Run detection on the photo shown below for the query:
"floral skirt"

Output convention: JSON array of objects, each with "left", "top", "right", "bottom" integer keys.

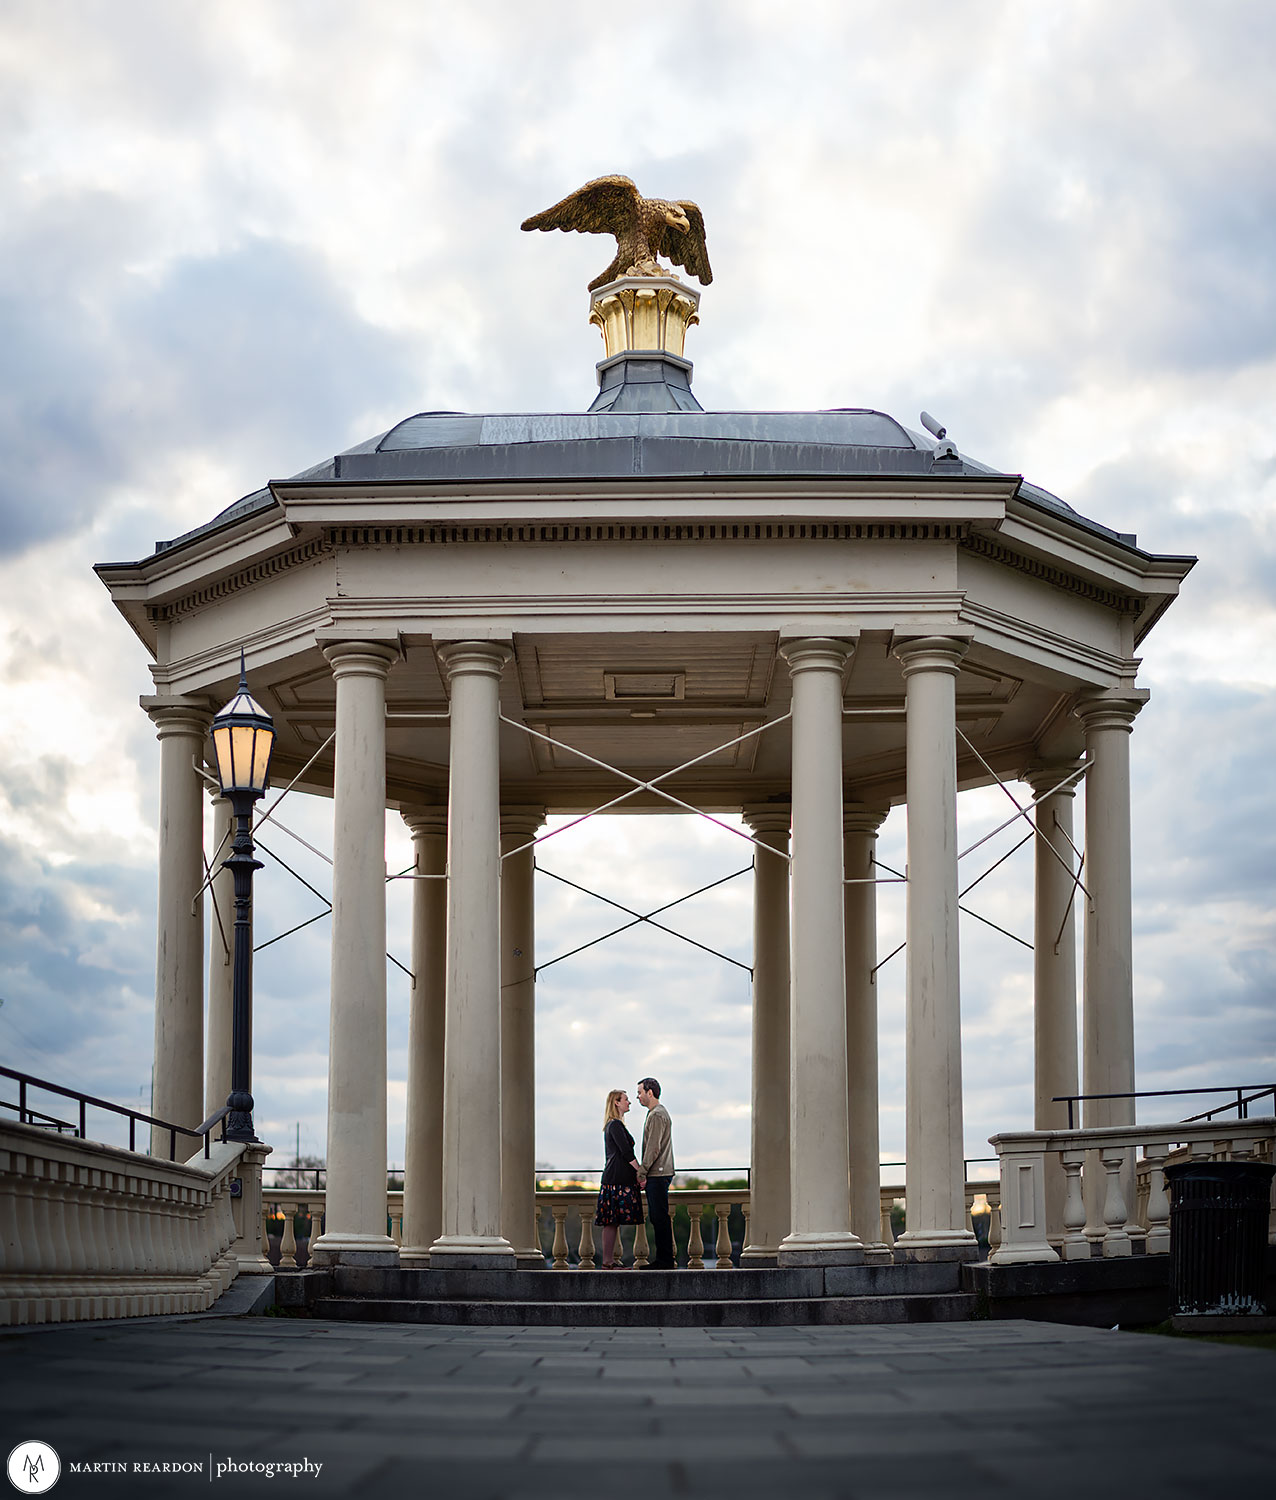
[{"left": 594, "top": 1183, "right": 644, "bottom": 1226}]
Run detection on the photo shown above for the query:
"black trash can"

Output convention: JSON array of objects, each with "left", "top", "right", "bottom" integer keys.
[{"left": 1165, "top": 1160, "right": 1275, "bottom": 1316}]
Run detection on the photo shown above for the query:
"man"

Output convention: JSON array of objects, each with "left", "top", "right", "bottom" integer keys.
[{"left": 636, "top": 1077, "right": 676, "bottom": 1269}]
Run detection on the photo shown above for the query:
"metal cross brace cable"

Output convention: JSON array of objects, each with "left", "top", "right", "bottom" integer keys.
[
  {"left": 954, "top": 730, "right": 1091, "bottom": 900},
  {"left": 497, "top": 713, "right": 794, "bottom": 864},
  {"left": 534, "top": 862, "right": 754, "bottom": 976},
  {"left": 251, "top": 838, "right": 413, "bottom": 979},
  {"left": 868, "top": 845, "right": 1034, "bottom": 975}
]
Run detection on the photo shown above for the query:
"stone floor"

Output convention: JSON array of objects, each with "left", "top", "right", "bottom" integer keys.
[{"left": 3, "top": 1313, "right": 1274, "bottom": 1498}]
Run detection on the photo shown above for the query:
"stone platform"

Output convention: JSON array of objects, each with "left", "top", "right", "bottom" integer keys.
[{"left": 274, "top": 1263, "right": 976, "bottom": 1326}]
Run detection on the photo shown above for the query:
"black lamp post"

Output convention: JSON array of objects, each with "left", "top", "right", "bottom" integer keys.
[{"left": 210, "top": 655, "right": 275, "bottom": 1144}]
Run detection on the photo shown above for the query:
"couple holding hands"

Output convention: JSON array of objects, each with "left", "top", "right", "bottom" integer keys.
[{"left": 596, "top": 1078, "right": 676, "bottom": 1269}]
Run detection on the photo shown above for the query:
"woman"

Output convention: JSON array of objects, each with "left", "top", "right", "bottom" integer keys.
[{"left": 594, "top": 1088, "right": 645, "bottom": 1268}]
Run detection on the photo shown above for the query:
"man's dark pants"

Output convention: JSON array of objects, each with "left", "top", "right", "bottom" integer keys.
[{"left": 644, "top": 1175, "right": 676, "bottom": 1267}]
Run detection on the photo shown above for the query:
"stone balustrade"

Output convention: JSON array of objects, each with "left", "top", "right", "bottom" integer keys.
[
  {"left": 0, "top": 1119, "right": 268, "bottom": 1325},
  {"left": 262, "top": 1179, "right": 1005, "bottom": 1267},
  {"left": 989, "top": 1117, "right": 1276, "bottom": 1265}
]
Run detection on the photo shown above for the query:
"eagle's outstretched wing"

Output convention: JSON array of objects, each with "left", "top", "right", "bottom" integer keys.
[
  {"left": 521, "top": 175, "right": 640, "bottom": 237},
  {"left": 664, "top": 201, "right": 712, "bottom": 285}
]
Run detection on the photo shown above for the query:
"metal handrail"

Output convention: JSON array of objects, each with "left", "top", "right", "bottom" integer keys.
[
  {"left": 1052, "top": 1084, "right": 1276, "bottom": 1130},
  {"left": 0, "top": 1065, "right": 224, "bottom": 1160}
]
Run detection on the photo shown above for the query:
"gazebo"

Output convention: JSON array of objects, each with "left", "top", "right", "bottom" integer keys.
[{"left": 96, "top": 272, "right": 1194, "bottom": 1273}]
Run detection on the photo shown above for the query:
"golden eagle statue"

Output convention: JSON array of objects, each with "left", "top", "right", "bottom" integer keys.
[{"left": 521, "top": 175, "right": 712, "bottom": 292}]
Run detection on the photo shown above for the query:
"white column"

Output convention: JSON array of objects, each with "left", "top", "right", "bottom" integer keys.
[
  {"left": 777, "top": 638, "right": 863, "bottom": 1266},
  {"left": 844, "top": 805, "right": 891, "bottom": 1260},
  {"left": 205, "top": 790, "right": 235, "bottom": 1123},
  {"left": 740, "top": 805, "right": 790, "bottom": 1264},
  {"left": 501, "top": 806, "right": 545, "bottom": 1268},
  {"left": 1077, "top": 692, "right": 1147, "bottom": 1228},
  {"left": 892, "top": 636, "right": 978, "bottom": 1260},
  {"left": 399, "top": 808, "right": 447, "bottom": 1268},
  {"left": 142, "top": 696, "right": 210, "bottom": 1158},
  {"left": 310, "top": 641, "right": 399, "bottom": 1266},
  {"left": 430, "top": 640, "right": 516, "bottom": 1268},
  {"left": 1023, "top": 764, "right": 1082, "bottom": 1242}
]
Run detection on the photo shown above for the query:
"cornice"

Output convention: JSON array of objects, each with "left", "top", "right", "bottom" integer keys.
[
  {"left": 960, "top": 532, "right": 1141, "bottom": 612},
  {"left": 146, "top": 537, "right": 331, "bottom": 623},
  {"left": 323, "top": 519, "right": 971, "bottom": 547}
]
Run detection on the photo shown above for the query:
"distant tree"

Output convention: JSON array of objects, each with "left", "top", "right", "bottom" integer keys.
[{"left": 268, "top": 1154, "right": 325, "bottom": 1189}]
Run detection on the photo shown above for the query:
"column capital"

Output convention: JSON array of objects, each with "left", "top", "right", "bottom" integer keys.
[
  {"left": 1074, "top": 689, "right": 1150, "bottom": 735},
  {"left": 779, "top": 637, "right": 855, "bottom": 676},
  {"left": 402, "top": 807, "right": 448, "bottom": 839},
  {"left": 500, "top": 805, "right": 546, "bottom": 840},
  {"left": 1021, "top": 762, "right": 1085, "bottom": 801},
  {"left": 140, "top": 696, "right": 212, "bottom": 739},
  {"left": 843, "top": 804, "right": 889, "bottom": 837},
  {"left": 437, "top": 640, "right": 513, "bottom": 682},
  {"left": 741, "top": 803, "right": 791, "bottom": 837},
  {"left": 322, "top": 640, "right": 399, "bottom": 680},
  {"left": 892, "top": 635, "right": 971, "bottom": 678}
]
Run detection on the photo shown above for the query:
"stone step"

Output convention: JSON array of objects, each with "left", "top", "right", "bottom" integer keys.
[
  {"left": 299, "top": 1261, "right": 964, "bottom": 1305},
  {"left": 308, "top": 1292, "right": 979, "bottom": 1327}
]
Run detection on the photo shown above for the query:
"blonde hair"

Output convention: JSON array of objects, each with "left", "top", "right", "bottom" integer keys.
[{"left": 603, "top": 1089, "right": 628, "bottom": 1125}]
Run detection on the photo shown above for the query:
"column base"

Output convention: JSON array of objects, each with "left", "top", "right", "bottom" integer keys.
[
  {"left": 309, "top": 1232, "right": 400, "bottom": 1268},
  {"left": 429, "top": 1234, "right": 517, "bottom": 1270},
  {"left": 398, "top": 1246, "right": 433, "bottom": 1269},
  {"left": 777, "top": 1231, "right": 864, "bottom": 1267},
  {"left": 894, "top": 1229, "right": 980, "bottom": 1263},
  {"left": 860, "top": 1242, "right": 894, "bottom": 1265},
  {"left": 739, "top": 1247, "right": 780, "bottom": 1267},
  {"left": 515, "top": 1246, "right": 546, "bottom": 1270},
  {"left": 234, "top": 1252, "right": 276, "bottom": 1275},
  {"left": 990, "top": 1244, "right": 1060, "bottom": 1266}
]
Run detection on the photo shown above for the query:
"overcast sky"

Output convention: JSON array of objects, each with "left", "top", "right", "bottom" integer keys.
[{"left": 1, "top": 1, "right": 1273, "bottom": 1183}]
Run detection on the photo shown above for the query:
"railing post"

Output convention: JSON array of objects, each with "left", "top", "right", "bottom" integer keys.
[
  {"left": 578, "top": 1208, "right": 596, "bottom": 1271},
  {"left": 988, "top": 1137, "right": 1058, "bottom": 1264},
  {"left": 1060, "top": 1151, "right": 1089, "bottom": 1260},
  {"left": 687, "top": 1204, "right": 705, "bottom": 1269},
  {"left": 879, "top": 1192, "right": 895, "bottom": 1251},
  {"left": 280, "top": 1209, "right": 298, "bottom": 1269},
  {"left": 1143, "top": 1145, "right": 1171, "bottom": 1255},
  {"left": 550, "top": 1205, "right": 569, "bottom": 1270},
  {"left": 714, "top": 1204, "right": 734, "bottom": 1269},
  {"left": 1100, "top": 1147, "right": 1132, "bottom": 1257}
]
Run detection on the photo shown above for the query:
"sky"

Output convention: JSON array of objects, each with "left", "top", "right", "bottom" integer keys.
[{"left": 0, "top": 0, "right": 1273, "bottom": 1186}]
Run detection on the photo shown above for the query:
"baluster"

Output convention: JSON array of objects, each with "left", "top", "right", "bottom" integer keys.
[
  {"left": 879, "top": 1194, "right": 895, "bottom": 1250},
  {"left": 578, "top": 1208, "right": 596, "bottom": 1271},
  {"left": 280, "top": 1208, "right": 298, "bottom": 1269},
  {"left": 1060, "top": 1152, "right": 1089, "bottom": 1260},
  {"left": 551, "top": 1205, "right": 570, "bottom": 1269},
  {"left": 390, "top": 1212, "right": 403, "bottom": 1246},
  {"left": 988, "top": 1191, "right": 1002, "bottom": 1254},
  {"left": 687, "top": 1202, "right": 705, "bottom": 1269},
  {"left": 261, "top": 1207, "right": 272, "bottom": 1260},
  {"left": 741, "top": 1201, "right": 752, "bottom": 1255},
  {"left": 1100, "top": 1148, "right": 1132, "bottom": 1257},
  {"left": 714, "top": 1204, "right": 734, "bottom": 1269},
  {"left": 1143, "top": 1145, "right": 1171, "bottom": 1255},
  {"left": 964, "top": 1184, "right": 975, "bottom": 1237},
  {"left": 634, "top": 1218, "right": 650, "bottom": 1268}
]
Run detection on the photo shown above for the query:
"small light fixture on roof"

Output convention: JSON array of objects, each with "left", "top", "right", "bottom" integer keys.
[{"left": 921, "top": 410, "right": 959, "bottom": 463}]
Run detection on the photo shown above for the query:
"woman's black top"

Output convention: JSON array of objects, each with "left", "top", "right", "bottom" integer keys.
[{"left": 600, "top": 1118, "right": 638, "bottom": 1187}]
